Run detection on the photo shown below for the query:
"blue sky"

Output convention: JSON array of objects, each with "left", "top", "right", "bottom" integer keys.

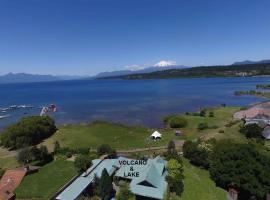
[{"left": 0, "top": 0, "right": 270, "bottom": 75}]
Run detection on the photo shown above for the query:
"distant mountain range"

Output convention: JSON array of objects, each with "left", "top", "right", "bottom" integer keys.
[
  {"left": 95, "top": 59, "right": 270, "bottom": 78},
  {"left": 232, "top": 59, "right": 270, "bottom": 65},
  {"left": 0, "top": 73, "right": 88, "bottom": 84},
  {"left": 1, "top": 59, "right": 270, "bottom": 83},
  {"left": 93, "top": 65, "right": 189, "bottom": 78},
  {"left": 104, "top": 63, "right": 270, "bottom": 80}
]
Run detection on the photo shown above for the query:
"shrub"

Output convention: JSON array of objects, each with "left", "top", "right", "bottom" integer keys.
[
  {"left": 117, "top": 182, "right": 134, "bottom": 200},
  {"left": 200, "top": 109, "right": 206, "bottom": 117},
  {"left": 211, "top": 125, "right": 219, "bottom": 129},
  {"left": 17, "top": 145, "right": 53, "bottom": 165},
  {"left": 97, "top": 144, "right": 116, "bottom": 158},
  {"left": 209, "top": 111, "right": 214, "bottom": 117},
  {"left": 218, "top": 129, "right": 225, "bottom": 133},
  {"left": 166, "top": 159, "right": 184, "bottom": 195},
  {"left": 239, "top": 123, "right": 263, "bottom": 139},
  {"left": 57, "top": 147, "right": 74, "bottom": 155},
  {"left": 75, "top": 148, "right": 90, "bottom": 155},
  {"left": 74, "top": 154, "right": 96, "bottom": 172},
  {"left": 0, "top": 116, "right": 57, "bottom": 149},
  {"left": 197, "top": 122, "right": 208, "bottom": 130},
  {"left": 66, "top": 152, "right": 72, "bottom": 158},
  {"left": 183, "top": 140, "right": 214, "bottom": 169},
  {"left": 167, "top": 116, "right": 188, "bottom": 128}
]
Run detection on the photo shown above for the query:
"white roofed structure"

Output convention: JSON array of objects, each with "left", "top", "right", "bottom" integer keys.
[
  {"left": 263, "top": 126, "right": 270, "bottom": 139},
  {"left": 151, "top": 131, "right": 162, "bottom": 139}
]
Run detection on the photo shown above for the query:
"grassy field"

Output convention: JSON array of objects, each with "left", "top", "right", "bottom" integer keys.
[
  {"left": 42, "top": 107, "right": 243, "bottom": 151},
  {"left": 181, "top": 159, "right": 226, "bottom": 200},
  {"left": 0, "top": 148, "right": 19, "bottom": 169},
  {"left": 42, "top": 121, "right": 181, "bottom": 151},
  {"left": 15, "top": 159, "right": 77, "bottom": 200},
  {"left": 177, "top": 106, "right": 243, "bottom": 140}
]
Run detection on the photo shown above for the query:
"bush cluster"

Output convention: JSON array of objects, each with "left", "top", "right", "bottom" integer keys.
[
  {"left": 17, "top": 145, "right": 53, "bottom": 165},
  {"left": 209, "top": 142, "right": 270, "bottom": 200},
  {"left": 164, "top": 115, "right": 188, "bottom": 128},
  {"left": 0, "top": 116, "right": 57, "bottom": 149},
  {"left": 183, "top": 140, "right": 215, "bottom": 169},
  {"left": 97, "top": 144, "right": 117, "bottom": 158}
]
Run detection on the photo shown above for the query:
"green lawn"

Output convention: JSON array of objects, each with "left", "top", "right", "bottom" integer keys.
[
  {"left": 0, "top": 148, "right": 19, "bottom": 169},
  {"left": 15, "top": 159, "right": 77, "bottom": 200},
  {"left": 181, "top": 159, "right": 226, "bottom": 200},
  {"left": 42, "top": 107, "right": 243, "bottom": 151},
  {"left": 164, "top": 106, "right": 244, "bottom": 141},
  {"left": 43, "top": 121, "right": 182, "bottom": 151}
]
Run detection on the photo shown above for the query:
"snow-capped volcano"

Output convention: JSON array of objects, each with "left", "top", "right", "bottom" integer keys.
[
  {"left": 94, "top": 60, "right": 189, "bottom": 78},
  {"left": 154, "top": 60, "right": 177, "bottom": 67}
]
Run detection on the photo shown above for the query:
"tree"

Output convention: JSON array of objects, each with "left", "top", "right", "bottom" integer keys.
[
  {"left": 183, "top": 140, "right": 212, "bottom": 169},
  {"left": 166, "top": 159, "right": 184, "bottom": 196},
  {"left": 17, "top": 147, "right": 32, "bottom": 165},
  {"left": 239, "top": 124, "right": 263, "bottom": 139},
  {"left": 209, "top": 142, "right": 270, "bottom": 200},
  {"left": 74, "top": 154, "right": 93, "bottom": 172},
  {"left": 38, "top": 145, "right": 53, "bottom": 164},
  {"left": 168, "top": 116, "right": 188, "bottom": 128},
  {"left": 197, "top": 122, "right": 208, "bottom": 130},
  {"left": 30, "top": 146, "right": 41, "bottom": 159},
  {"left": 98, "top": 169, "right": 113, "bottom": 200},
  {"left": 200, "top": 109, "right": 206, "bottom": 117},
  {"left": 167, "top": 140, "right": 176, "bottom": 154},
  {"left": 53, "top": 141, "right": 60, "bottom": 154},
  {"left": 97, "top": 144, "right": 116, "bottom": 158},
  {"left": 116, "top": 182, "right": 134, "bottom": 200},
  {"left": 0, "top": 116, "right": 57, "bottom": 149},
  {"left": 209, "top": 111, "right": 214, "bottom": 117}
]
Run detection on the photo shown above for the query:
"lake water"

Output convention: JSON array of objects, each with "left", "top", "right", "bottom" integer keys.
[{"left": 0, "top": 77, "right": 269, "bottom": 129}]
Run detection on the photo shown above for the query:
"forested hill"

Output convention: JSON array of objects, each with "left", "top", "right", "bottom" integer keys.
[{"left": 102, "top": 63, "right": 270, "bottom": 80}]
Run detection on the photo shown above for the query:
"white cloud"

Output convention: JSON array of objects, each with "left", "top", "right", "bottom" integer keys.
[
  {"left": 124, "top": 64, "right": 149, "bottom": 71},
  {"left": 154, "top": 60, "right": 177, "bottom": 67}
]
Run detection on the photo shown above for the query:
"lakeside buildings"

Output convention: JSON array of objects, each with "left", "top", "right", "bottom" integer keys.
[{"left": 54, "top": 156, "right": 167, "bottom": 200}]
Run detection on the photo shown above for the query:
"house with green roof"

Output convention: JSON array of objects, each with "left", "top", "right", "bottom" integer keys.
[
  {"left": 53, "top": 156, "right": 167, "bottom": 200},
  {"left": 115, "top": 156, "right": 167, "bottom": 199}
]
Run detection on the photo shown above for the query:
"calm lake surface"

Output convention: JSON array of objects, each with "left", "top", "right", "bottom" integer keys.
[{"left": 0, "top": 77, "right": 269, "bottom": 129}]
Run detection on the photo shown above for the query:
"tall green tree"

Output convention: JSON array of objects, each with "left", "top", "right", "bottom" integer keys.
[
  {"left": 166, "top": 159, "right": 184, "bottom": 196},
  {"left": 98, "top": 169, "right": 113, "bottom": 200},
  {"left": 74, "top": 154, "right": 93, "bottom": 172},
  {"left": 239, "top": 123, "right": 263, "bottom": 139},
  {"left": 0, "top": 116, "right": 56, "bottom": 149},
  {"left": 17, "top": 147, "right": 32, "bottom": 165},
  {"left": 167, "top": 140, "right": 176, "bottom": 154},
  {"left": 209, "top": 143, "right": 270, "bottom": 200},
  {"left": 53, "top": 141, "right": 61, "bottom": 154}
]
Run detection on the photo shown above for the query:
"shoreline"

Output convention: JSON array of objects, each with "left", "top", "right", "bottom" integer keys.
[{"left": 0, "top": 100, "right": 267, "bottom": 131}]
